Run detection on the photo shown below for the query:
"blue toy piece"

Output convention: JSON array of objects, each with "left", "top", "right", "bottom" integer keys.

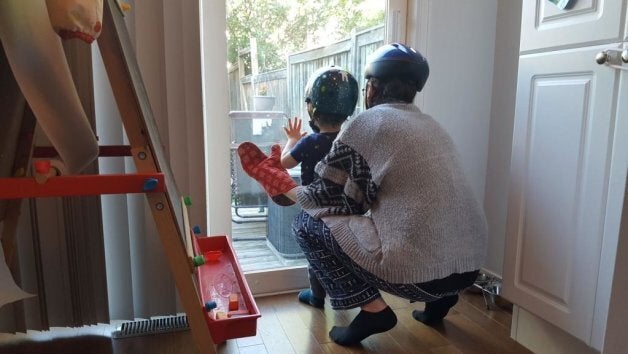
[
  {"left": 142, "top": 177, "right": 158, "bottom": 191},
  {"left": 204, "top": 301, "right": 217, "bottom": 312}
]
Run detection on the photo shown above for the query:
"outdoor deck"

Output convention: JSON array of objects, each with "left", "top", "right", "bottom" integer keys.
[{"left": 231, "top": 211, "right": 308, "bottom": 273}]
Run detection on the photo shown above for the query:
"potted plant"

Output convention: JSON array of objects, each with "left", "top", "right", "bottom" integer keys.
[
  {"left": 253, "top": 84, "right": 275, "bottom": 111},
  {"left": 257, "top": 84, "right": 268, "bottom": 96}
]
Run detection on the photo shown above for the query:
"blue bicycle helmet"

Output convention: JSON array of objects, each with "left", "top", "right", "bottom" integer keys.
[
  {"left": 304, "top": 66, "right": 359, "bottom": 117},
  {"left": 364, "top": 43, "right": 429, "bottom": 92}
]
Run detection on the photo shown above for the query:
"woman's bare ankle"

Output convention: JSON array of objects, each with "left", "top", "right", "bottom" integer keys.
[{"left": 361, "top": 298, "right": 388, "bottom": 313}]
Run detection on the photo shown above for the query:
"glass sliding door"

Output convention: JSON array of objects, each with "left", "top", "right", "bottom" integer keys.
[{"left": 218, "top": 0, "right": 396, "bottom": 294}]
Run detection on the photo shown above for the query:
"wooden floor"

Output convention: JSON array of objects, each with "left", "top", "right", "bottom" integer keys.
[{"left": 0, "top": 289, "right": 532, "bottom": 354}]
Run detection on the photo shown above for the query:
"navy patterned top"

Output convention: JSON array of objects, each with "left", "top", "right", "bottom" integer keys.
[{"left": 289, "top": 132, "right": 338, "bottom": 185}]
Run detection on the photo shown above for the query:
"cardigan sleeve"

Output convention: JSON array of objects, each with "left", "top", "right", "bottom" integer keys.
[{"left": 296, "top": 140, "right": 377, "bottom": 217}]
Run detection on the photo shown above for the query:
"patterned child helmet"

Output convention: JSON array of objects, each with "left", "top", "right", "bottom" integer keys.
[
  {"left": 364, "top": 43, "right": 429, "bottom": 92},
  {"left": 304, "top": 66, "right": 359, "bottom": 117}
]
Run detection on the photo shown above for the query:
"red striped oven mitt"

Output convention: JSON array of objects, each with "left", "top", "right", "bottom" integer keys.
[{"left": 237, "top": 142, "right": 297, "bottom": 206}]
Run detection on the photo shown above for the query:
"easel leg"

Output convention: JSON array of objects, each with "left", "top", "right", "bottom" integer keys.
[{"left": 97, "top": 1, "right": 215, "bottom": 353}]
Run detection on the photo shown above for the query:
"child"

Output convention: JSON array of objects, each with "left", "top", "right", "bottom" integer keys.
[{"left": 279, "top": 66, "right": 359, "bottom": 308}]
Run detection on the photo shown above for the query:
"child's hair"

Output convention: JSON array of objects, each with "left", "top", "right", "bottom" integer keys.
[{"left": 314, "top": 113, "right": 348, "bottom": 127}]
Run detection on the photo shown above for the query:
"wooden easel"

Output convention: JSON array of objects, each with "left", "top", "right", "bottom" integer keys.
[{"left": 96, "top": 1, "right": 216, "bottom": 352}]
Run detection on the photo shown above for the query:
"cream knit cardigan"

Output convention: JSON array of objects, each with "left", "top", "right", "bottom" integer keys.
[{"left": 296, "top": 103, "right": 488, "bottom": 284}]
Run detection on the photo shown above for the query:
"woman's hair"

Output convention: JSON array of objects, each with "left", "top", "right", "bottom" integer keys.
[{"left": 369, "top": 77, "right": 417, "bottom": 105}]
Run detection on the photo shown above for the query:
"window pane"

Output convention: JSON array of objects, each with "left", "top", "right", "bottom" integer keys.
[{"left": 227, "top": 0, "right": 385, "bottom": 273}]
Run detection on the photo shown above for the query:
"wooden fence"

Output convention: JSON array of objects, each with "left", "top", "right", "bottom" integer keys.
[
  {"left": 287, "top": 25, "right": 384, "bottom": 120},
  {"left": 228, "top": 24, "right": 385, "bottom": 120}
]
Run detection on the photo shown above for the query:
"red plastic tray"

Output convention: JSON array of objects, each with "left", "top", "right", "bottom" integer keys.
[{"left": 193, "top": 235, "right": 260, "bottom": 343}]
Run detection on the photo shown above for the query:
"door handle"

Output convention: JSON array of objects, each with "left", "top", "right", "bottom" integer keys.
[
  {"left": 595, "top": 51, "right": 609, "bottom": 64},
  {"left": 596, "top": 50, "right": 628, "bottom": 70}
]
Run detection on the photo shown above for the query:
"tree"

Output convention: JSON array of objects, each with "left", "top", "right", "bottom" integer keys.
[
  {"left": 227, "top": 0, "right": 384, "bottom": 74},
  {"left": 227, "top": 0, "right": 289, "bottom": 73}
]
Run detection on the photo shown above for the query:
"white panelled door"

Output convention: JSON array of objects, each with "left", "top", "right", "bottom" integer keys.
[
  {"left": 519, "top": 0, "right": 623, "bottom": 52},
  {"left": 503, "top": 0, "right": 627, "bottom": 350},
  {"left": 503, "top": 44, "right": 617, "bottom": 343}
]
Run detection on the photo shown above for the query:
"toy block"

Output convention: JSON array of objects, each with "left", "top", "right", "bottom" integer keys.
[{"left": 228, "top": 293, "right": 239, "bottom": 311}]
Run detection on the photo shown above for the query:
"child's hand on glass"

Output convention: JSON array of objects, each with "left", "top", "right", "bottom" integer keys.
[{"left": 283, "top": 116, "right": 307, "bottom": 141}]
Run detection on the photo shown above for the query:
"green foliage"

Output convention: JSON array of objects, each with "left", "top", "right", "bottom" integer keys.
[
  {"left": 227, "top": 0, "right": 384, "bottom": 74},
  {"left": 227, "top": 0, "right": 289, "bottom": 73}
]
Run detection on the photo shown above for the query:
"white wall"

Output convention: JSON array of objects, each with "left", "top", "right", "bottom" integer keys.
[
  {"left": 408, "top": 1, "right": 497, "bottom": 206},
  {"left": 407, "top": 0, "right": 507, "bottom": 275},
  {"left": 483, "top": 1, "right": 522, "bottom": 276}
]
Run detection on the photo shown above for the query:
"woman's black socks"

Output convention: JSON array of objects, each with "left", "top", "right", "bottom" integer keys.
[
  {"left": 329, "top": 306, "right": 397, "bottom": 346},
  {"left": 412, "top": 294, "right": 459, "bottom": 326}
]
